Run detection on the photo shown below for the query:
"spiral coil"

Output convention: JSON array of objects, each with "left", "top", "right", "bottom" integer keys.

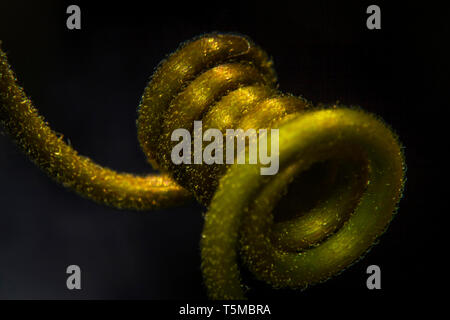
[{"left": 0, "top": 34, "right": 405, "bottom": 299}]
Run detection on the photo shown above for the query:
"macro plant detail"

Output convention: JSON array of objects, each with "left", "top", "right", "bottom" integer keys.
[{"left": 0, "top": 34, "right": 405, "bottom": 299}]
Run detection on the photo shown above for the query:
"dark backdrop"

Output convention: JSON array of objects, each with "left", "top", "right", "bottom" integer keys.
[{"left": 0, "top": 1, "right": 446, "bottom": 301}]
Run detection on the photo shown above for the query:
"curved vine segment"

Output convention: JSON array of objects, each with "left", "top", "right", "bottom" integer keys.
[
  {"left": 0, "top": 45, "right": 191, "bottom": 210},
  {"left": 0, "top": 34, "right": 405, "bottom": 299}
]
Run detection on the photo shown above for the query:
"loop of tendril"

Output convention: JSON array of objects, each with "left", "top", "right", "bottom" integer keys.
[{"left": 0, "top": 34, "right": 405, "bottom": 299}]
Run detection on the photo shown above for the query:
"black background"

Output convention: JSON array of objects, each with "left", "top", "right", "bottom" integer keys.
[{"left": 0, "top": 0, "right": 446, "bottom": 306}]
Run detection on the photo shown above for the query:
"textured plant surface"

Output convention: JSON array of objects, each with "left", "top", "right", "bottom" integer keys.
[{"left": 0, "top": 34, "right": 405, "bottom": 299}]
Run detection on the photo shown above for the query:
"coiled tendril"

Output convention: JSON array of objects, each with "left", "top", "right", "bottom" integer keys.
[{"left": 0, "top": 34, "right": 405, "bottom": 299}]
